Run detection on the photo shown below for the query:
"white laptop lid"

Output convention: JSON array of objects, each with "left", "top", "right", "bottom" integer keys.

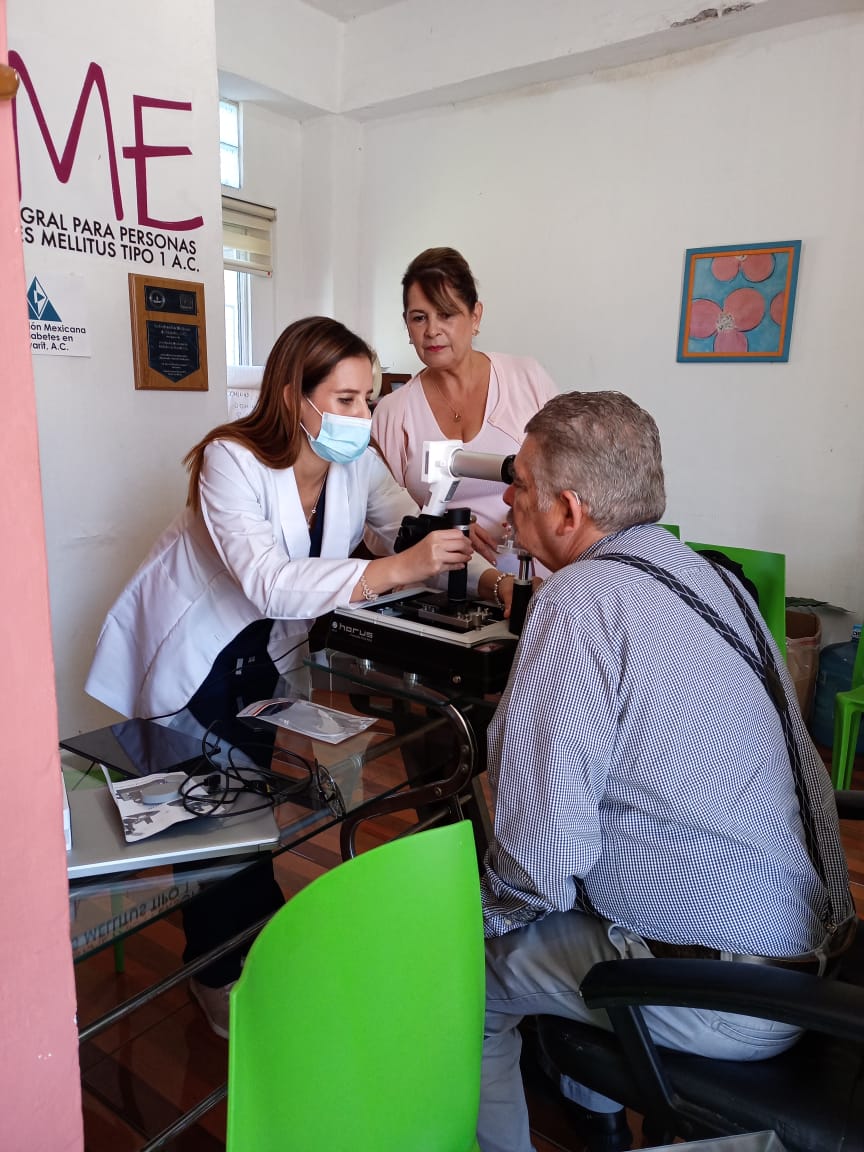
[{"left": 66, "top": 784, "right": 279, "bottom": 881}]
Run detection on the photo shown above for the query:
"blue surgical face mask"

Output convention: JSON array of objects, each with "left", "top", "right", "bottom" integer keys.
[{"left": 301, "top": 399, "right": 371, "bottom": 465}]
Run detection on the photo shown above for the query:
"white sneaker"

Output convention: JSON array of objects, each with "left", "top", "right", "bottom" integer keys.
[{"left": 189, "top": 977, "right": 235, "bottom": 1039}]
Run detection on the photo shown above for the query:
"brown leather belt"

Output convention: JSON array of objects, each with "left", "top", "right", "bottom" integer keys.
[{"left": 642, "top": 936, "right": 847, "bottom": 976}]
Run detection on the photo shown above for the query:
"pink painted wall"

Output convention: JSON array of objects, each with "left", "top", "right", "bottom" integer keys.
[{"left": 0, "top": 6, "right": 83, "bottom": 1149}]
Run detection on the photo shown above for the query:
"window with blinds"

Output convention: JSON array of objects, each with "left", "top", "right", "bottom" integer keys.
[{"left": 222, "top": 195, "right": 276, "bottom": 277}]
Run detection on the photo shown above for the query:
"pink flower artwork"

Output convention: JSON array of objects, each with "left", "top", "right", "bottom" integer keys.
[
  {"left": 769, "top": 292, "right": 785, "bottom": 326},
  {"left": 711, "top": 253, "right": 775, "bottom": 284},
  {"left": 688, "top": 288, "right": 766, "bottom": 354},
  {"left": 677, "top": 241, "right": 801, "bottom": 362}
]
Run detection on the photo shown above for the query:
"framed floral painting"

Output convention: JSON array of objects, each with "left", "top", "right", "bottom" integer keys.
[{"left": 676, "top": 240, "right": 801, "bottom": 362}]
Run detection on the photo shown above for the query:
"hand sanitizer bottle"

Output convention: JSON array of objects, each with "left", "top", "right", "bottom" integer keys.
[{"left": 495, "top": 523, "right": 521, "bottom": 575}]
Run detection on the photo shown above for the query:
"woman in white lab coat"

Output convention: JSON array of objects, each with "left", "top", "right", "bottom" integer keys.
[
  {"left": 87, "top": 317, "right": 473, "bottom": 720},
  {"left": 85, "top": 315, "right": 476, "bottom": 1036}
]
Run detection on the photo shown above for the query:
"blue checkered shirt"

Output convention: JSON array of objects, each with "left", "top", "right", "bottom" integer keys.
[{"left": 482, "top": 524, "right": 852, "bottom": 952}]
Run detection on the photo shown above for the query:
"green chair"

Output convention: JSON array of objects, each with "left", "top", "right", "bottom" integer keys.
[
  {"left": 659, "top": 523, "right": 681, "bottom": 539},
  {"left": 226, "top": 821, "right": 484, "bottom": 1152},
  {"left": 831, "top": 637, "right": 864, "bottom": 790},
  {"left": 686, "top": 541, "right": 787, "bottom": 659}
]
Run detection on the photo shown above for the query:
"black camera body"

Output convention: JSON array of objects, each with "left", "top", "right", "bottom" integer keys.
[
  {"left": 395, "top": 506, "right": 472, "bottom": 602},
  {"left": 392, "top": 449, "right": 518, "bottom": 608}
]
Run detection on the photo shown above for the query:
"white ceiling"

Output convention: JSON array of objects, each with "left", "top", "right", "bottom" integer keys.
[{"left": 301, "top": 0, "right": 403, "bottom": 20}]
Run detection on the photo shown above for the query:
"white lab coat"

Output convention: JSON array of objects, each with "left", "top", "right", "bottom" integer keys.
[{"left": 85, "top": 439, "right": 421, "bottom": 719}]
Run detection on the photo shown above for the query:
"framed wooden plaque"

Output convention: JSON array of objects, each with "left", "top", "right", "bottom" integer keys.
[{"left": 128, "top": 273, "right": 208, "bottom": 391}]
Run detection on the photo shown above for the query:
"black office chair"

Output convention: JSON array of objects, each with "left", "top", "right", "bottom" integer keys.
[{"left": 536, "top": 790, "right": 864, "bottom": 1151}]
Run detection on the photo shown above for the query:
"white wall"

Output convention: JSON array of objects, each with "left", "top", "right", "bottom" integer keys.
[
  {"left": 215, "top": 0, "right": 340, "bottom": 115},
  {"left": 341, "top": 0, "right": 859, "bottom": 117},
  {"left": 297, "top": 114, "right": 367, "bottom": 328},
  {"left": 233, "top": 101, "right": 303, "bottom": 357},
  {"left": 10, "top": 0, "right": 228, "bottom": 734},
  {"left": 356, "top": 14, "right": 864, "bottom": 616},
  {"left": 228, "top": 105, "right": 371, "bottom": 355}
]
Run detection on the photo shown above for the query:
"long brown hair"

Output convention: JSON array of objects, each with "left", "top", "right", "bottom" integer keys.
[{"left": 184, "top": 316, "right": 373, "bottom": 510}]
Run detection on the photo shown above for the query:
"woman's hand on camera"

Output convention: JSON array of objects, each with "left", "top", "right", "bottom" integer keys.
[
  {"left": 402, "top": 528, "right": 473, "bottom": 581},
  {"left": 355, "top": 529, "right": 473, "bottom": 600}
]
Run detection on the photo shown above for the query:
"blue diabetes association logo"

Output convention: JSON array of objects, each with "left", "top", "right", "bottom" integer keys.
[{"left": 27, "top": 276, "right": 61, "bottom": 322}]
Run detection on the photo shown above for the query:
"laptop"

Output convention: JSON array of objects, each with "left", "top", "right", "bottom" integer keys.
[
  {"left": 60, "top": 718, "right": 209, "bottom": 779},
  {"left": 66, "top": 780, "right": 280, "bottom": 880}
]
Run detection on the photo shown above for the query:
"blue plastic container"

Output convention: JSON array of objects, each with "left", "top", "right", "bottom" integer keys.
[{"left": 809, "top": 639, "right": 864, "bottom": 754}]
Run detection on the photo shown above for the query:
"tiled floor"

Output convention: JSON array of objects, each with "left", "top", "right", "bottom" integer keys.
[{"left": 73, "top": 760, "right": 864, "bottom": 1151}]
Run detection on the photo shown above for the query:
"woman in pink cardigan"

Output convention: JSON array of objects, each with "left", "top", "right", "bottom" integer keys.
[{"left": 371, "top": 247, "right": 558, "bottom": 585}]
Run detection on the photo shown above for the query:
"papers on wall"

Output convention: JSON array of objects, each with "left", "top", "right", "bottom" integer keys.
[{"left": 227, "top": 365, "right": 264, "bottom": 420}]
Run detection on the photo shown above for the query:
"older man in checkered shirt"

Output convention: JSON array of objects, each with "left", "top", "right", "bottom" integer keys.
[{"left": 478, "top": 391, "right": 853, "bottom": 1152}]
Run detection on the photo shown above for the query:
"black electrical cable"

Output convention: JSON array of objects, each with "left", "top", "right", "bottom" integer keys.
[{"left": 176, "top": 717, "right": 317, "bottom": 819}]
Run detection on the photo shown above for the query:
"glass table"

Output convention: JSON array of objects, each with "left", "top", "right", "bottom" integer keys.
[{"left": 68, "top": 650, "right": 497, "bottom": 1149}]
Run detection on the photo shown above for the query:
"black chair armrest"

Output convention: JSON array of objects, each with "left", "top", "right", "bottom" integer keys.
[
  {"left": 836, "top": 790, "right": 864, "bottom": 820},
  {"left": 339, "top": 785, "right": 468, "bottom": 859},
  {"left": 580, "top": 958, "right": 864, "bottom": 1041}
]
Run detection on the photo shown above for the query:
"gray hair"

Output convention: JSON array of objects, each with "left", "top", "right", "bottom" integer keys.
[{"left": 524, "top": 391, "right": 666, "bottom": 532}]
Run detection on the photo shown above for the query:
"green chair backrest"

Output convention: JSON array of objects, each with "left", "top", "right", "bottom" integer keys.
[
  {"left": 659, "top": 523, "right": 681, "bottom": 539},
  {"left": 686, "top": 542, "right": 787, "bottom": 659},
  {"left": 226, "top": 821, "right": 484, "bottom": 1152}
]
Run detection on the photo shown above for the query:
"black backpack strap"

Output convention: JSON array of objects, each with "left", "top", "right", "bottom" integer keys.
[
  {"left": 600, "top": 554, "right": 786, "bottom": 711},
  {"left": 599, "top": 551, "right": 850, "bottom": 931}
]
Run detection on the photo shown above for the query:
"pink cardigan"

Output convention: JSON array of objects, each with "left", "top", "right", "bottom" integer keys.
[{"left": 371, "top": 352, "right": 558, "bottom": 537}]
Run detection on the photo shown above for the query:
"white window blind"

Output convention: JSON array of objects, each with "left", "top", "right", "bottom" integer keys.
[{"left": 222, "top": 195, "right": 276, "bottom": 277}]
